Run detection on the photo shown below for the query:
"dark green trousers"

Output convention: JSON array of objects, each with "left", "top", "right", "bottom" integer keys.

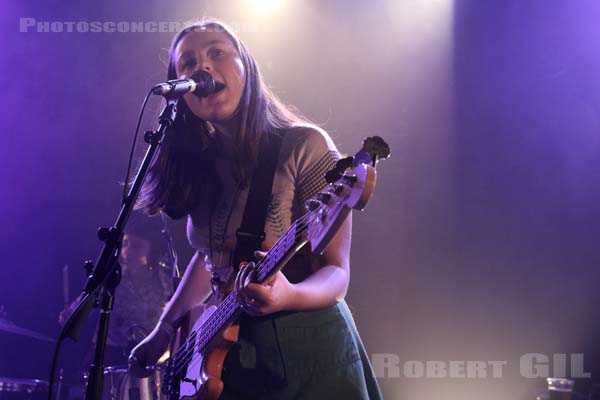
[{"left": 220, "top": 301, "right": 382, "bottom": 400}]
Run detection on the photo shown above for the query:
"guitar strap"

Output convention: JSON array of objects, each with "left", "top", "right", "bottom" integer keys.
[{"left": 232, "top": 132, "right": 283, "bottom": 271}]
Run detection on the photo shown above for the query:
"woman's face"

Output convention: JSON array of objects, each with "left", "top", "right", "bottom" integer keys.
[{"left": 173, "top": 30, "right": 245, "bottom": 122}]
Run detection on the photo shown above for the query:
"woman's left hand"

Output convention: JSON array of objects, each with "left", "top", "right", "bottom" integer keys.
[{"left": 234, "top": 261, "right": 296, "bottom": 316}]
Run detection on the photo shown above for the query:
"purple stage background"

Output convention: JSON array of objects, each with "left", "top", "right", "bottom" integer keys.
[{"left": 1, "top": 1, "right": 599, "bottom": 399}]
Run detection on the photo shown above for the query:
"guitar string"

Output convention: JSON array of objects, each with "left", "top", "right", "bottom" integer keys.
[
  {"left": 165, "top": 161, "right": 370, "bottom": 382},
  {"left": 170, "top": 197, "right": 347, "bottom": 378},
  {"left": 168, "top": 185, "right": 349, "bottom": 379},
  {"left": 169, "top": 218, "right": 323, "bottom": 379},
  {"left": 167, "top": 168, "right": 358, "bottom": 372},
  {"left": 168, "top": 211, "right": 319, "bottom": 377},
  {"left": 168, "top": 214, "right": 319, "bottom": 378},
  {"left": 170, "top": 198, "right": 347, "bottom": 379},
  {"left": 169, "top": 198, "right": 344, "bottom": 380},
  {"left": 167, "top": 207, "right": 320, "bottom": 377}
]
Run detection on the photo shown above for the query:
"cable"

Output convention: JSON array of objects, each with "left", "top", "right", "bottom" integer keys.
[
  {"left": 48, "top": 88, "right": 156, "bottom": 400},
  {"left": 47, "top": 337, "right": 63, "bottom": 400},
  {"left": 123, "top": 89, "right": 154, "bottom": 203}
]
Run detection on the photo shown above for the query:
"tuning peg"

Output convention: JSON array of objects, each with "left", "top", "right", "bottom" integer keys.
[
  {"left": 336, "top": 157, "right": 354, "bottom": 170},
  {"left": 305, "top": 199, "right": 321, "bottom": 211},
  {"left": 342, "top": 174, "right": 357, "bottom": 186},
  {"left": 363, "top": 136, "right": 391, "bottom": 164},
  {"left": 332, "top": 184, "right": 345, "bottom": 195},
  {"left": 316, "top": 192, "right": 332, "bottom": 204},
  {"left": 325, "top": 169, "right": 341, "bottom": 184},
  {"left": 325, "top": 156, "right": 355, "bottom": 183}
]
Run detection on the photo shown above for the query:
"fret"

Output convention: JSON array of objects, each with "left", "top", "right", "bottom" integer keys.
[{"left": 192, "top": 216, "right": 305, "bottom": 354}]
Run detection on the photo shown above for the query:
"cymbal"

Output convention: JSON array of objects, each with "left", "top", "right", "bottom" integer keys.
[
  {"left": 0, "top": 377, "right": 49, "bottom": 393},
  {"left": 0, "top": 318, "right": 54, "bottom": 343}
]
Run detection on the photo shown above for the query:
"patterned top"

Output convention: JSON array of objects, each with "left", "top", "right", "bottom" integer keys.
[{"left": 187, "top": 126, "right": 340, "bottom": 282}]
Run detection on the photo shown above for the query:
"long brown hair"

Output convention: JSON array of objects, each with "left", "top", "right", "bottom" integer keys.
[{"left": 138, "top": 18, "right": 308, "bottom": 219}]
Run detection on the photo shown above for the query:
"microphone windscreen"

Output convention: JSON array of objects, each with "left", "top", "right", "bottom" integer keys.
[{"left": 190, "top": 70, "right": 216, "bottom": 97}]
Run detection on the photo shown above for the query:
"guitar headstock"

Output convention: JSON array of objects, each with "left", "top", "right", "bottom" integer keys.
[{"left": 305, "top": 136, "right": 390, "bottom": 254}]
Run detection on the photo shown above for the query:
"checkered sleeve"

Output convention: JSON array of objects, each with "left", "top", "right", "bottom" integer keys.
[{"left": 295, "top": 128, "right": 341, "bottom": 207}]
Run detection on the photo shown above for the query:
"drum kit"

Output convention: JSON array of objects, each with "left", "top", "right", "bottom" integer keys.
[
  {"left": 86, "top": 366, "right": 162, "bottom": 400},
  {"left": 0, "top": 317, "right": 161, "bottom": 400},
  {"left": 1, "top": 220, "right": 179, "bottom": 400}
]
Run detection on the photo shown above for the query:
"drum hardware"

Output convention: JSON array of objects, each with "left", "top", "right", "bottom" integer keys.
[
  {"left": 83, "top": 365, "right": 162, "bottom": 400},
  {"left": 0, "top": 317, "right": 54, "bottom": 343},
  {"left": 0, "top": 377, "right": 49, "bottom": 394}
]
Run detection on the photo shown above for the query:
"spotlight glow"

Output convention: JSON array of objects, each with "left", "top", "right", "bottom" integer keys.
[{"left": 245, "top": 0, "right": 286, "bottom": 17}]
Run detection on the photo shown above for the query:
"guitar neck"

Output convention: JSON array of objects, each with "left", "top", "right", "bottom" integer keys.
[
  {"left": 165, "top": 136, "right": 389, "bottom": 399},
  {"left": 186, "top": 212, "right": 314, "bottom": 355}
]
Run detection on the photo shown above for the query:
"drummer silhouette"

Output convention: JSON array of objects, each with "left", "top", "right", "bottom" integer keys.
[{"left": 59, "top": 232, "right": 172, "bottom": 367}]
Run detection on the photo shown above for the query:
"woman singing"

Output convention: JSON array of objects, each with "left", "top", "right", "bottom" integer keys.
[{"left": 129, "top": 19, "right": 382, "bottom": 400}]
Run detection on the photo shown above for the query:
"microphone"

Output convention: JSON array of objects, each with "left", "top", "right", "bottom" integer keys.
[{"left": 152, "top": 70, "right": 221, "bottom": 98}]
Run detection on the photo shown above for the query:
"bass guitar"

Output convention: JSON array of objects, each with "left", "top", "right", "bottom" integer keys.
[{"left": 162, "top": 136, "right": 390, "bottom": 400}]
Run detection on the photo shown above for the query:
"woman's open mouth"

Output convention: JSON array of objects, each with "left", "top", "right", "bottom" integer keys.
[
  {"left": 201, "top": 82, "right": 226, "bottom": 103},
  {"left": 213, "top": 82, "right": 226, "bottom": 93}
]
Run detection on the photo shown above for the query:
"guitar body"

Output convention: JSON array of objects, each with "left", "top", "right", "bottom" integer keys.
[{"left": 172, "top": 301, "right": 239, "bottom": 400}]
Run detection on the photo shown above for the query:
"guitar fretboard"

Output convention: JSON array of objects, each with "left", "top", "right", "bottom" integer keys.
[
  {"left": 173, "top": 211, "right": 313, "bottom": 371},
  {"left": 161, "top": 136, "right": 388, "bottom": 395}
]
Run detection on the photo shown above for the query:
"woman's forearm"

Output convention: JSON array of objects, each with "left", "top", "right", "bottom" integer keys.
[
  {"left": 288, "top": 264, "right": 349, "bottom": 310},
  {"left": 287, "top": 214, "right": 352, "bottom": 311},
  {"left": 158, "top": 250, "right": 211, "bottom": 327}
]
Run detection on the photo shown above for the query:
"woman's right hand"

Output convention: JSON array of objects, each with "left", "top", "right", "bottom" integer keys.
[{"left": 128, "top": 324, "right": 171, "bottom": 378}]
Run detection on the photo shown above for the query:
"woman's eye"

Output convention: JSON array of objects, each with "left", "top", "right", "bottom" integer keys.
[
  {"left": 208, "top": 48, "right": 225, "bottom": 58},
  {"left": 181, "top": 59, "right": 197, "bottom": 70}
]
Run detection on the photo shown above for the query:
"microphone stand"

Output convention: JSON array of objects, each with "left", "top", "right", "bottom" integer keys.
[
  {"left": 160, "top": 212, "right": 183, "bottom": 361},
  {"left": 57, "top": 100, "right": 177, "bottom": 400},
  {"left": 160, "top": 212, "right": 182, "bottom": 293}
]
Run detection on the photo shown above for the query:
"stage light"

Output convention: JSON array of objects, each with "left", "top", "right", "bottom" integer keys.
[{"left": 244, "top": 0, "right": 286, "bottom": 17}]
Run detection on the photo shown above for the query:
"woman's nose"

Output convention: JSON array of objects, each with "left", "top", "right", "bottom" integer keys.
[{"left": 199, "top": 58, "right": 212, "bottom": 72}]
